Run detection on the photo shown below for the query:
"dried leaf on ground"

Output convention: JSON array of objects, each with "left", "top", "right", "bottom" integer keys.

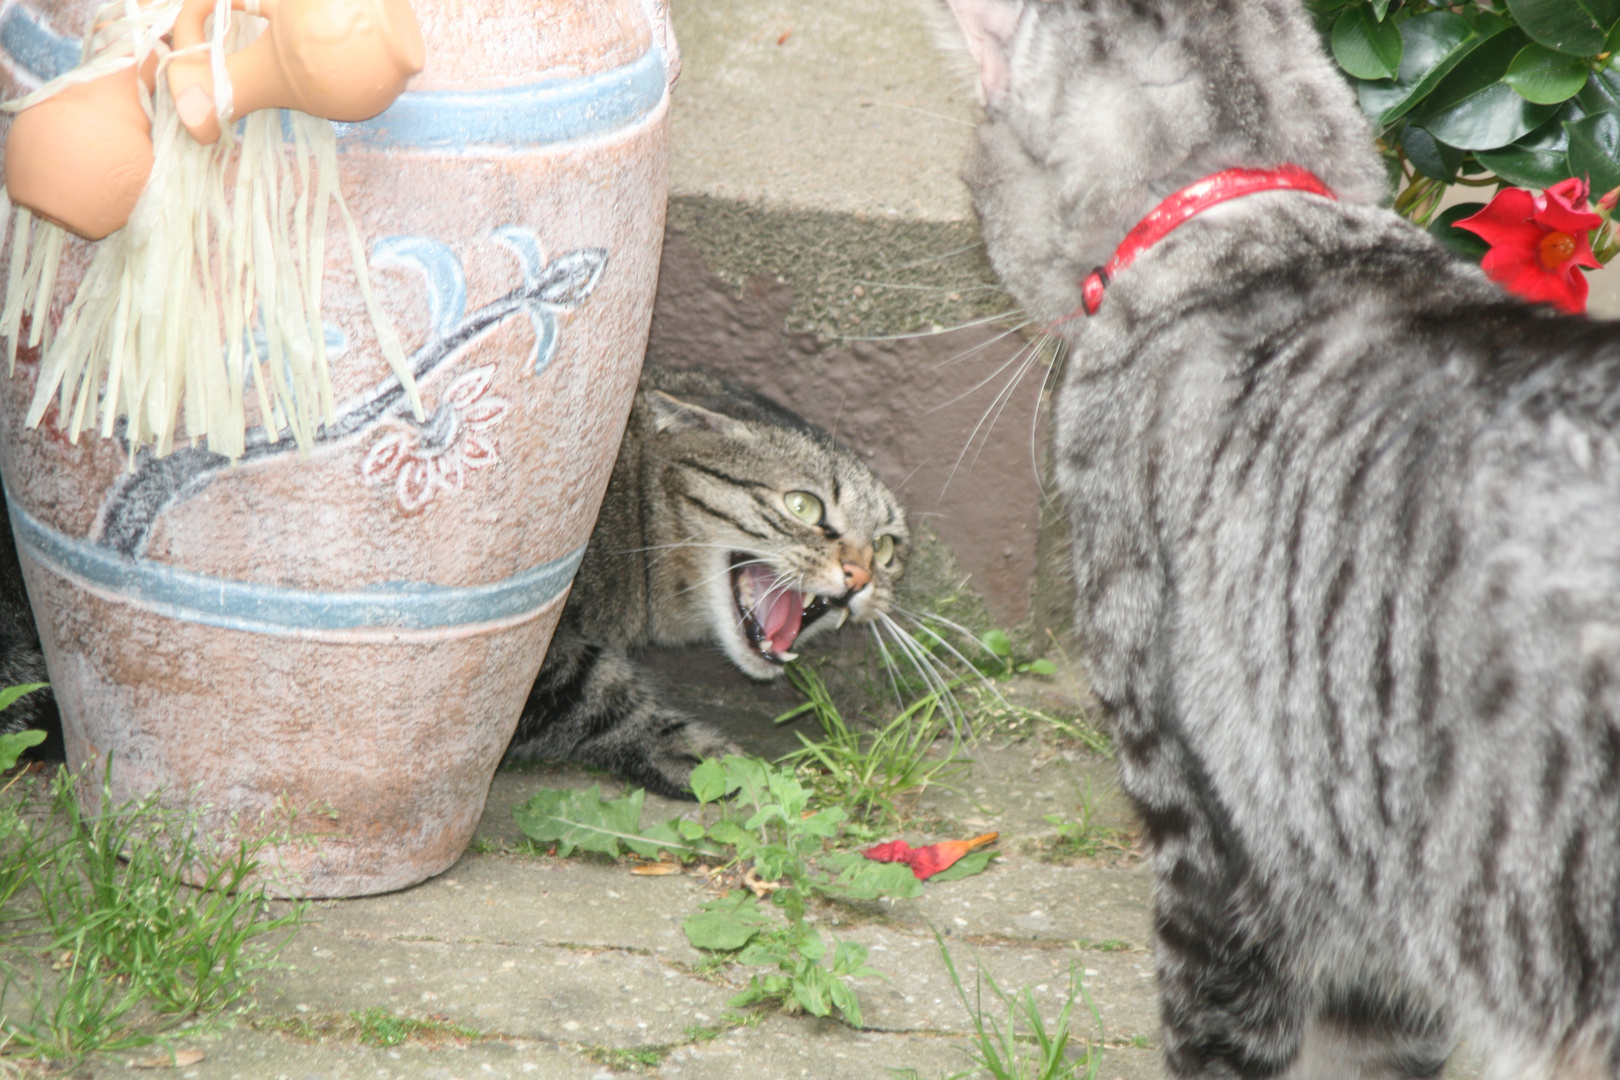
[
  {"left": 130, "top": 1049, "right": 205, "bottom": 1069},
  {"left": 863, "top": 832, "right": 999, "bottom": 880}
]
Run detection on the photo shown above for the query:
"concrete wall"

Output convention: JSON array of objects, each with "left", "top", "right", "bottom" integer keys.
[{"left": 647, "top": 0, "right": 1060, "bottom": 631}]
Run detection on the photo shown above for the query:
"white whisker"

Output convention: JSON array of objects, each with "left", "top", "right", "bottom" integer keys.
[
  {"left": 932, "top": 320, "right": 1034, "bottom": 371},
  {"left": 942, "top": 336, "right": 1043, "bottom": 491},
  {"left": 927, "top": 332, "right": 1038, "bottom": 414},
  {"left": 852, "top": 280, "right": 1002, "bottom": 293},
  {"left": 967, "top": 346, "right": 1043, "bottom": 475},
  {"left": 1030, "top": 334, "right": 1066, "bottom": 494},
  {"left": 843, "top": 311, "right": 1025, "bottom": 342},
  {"left": 872, "top": 101, "right": 977, "bottom": 128},
  {"left": 888, "top": 242, "right": 984, "bottom": 270},
  {"left": 869, "top": 622, "right": 908, "bottom": 713}
]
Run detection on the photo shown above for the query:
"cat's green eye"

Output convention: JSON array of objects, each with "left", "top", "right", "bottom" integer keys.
[
  {"left": 874, "top": 534, "right": 896, "bottom": 567},
  {"left": 784, "top": 491, "right": 823, "bottom": 525}
]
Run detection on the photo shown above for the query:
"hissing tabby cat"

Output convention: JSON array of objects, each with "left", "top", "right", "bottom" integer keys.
[
  {"left": 0, "top": 367, "right": 908, "bottom": 797},
  {"left": 505, "top": 365, "right": 908, "bottom": 797},
  {"left": 942, "top": 1, "right": 1620, "bottom": 1077}
]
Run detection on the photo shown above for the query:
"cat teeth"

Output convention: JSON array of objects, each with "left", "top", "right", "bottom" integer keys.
[
  {"left": 777, "top": 650, "right": 798, "bottom": 662},
  {"left": 828, "top": 607, "right": 848, "bottom": 629}
]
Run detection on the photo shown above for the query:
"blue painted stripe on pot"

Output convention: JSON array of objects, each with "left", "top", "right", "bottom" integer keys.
[
  {"left": 332, "top": 45, "right": 667, "bottom": 151},
  {"left": 0, "top": 5, "right": 666, "bottom": 151},
  {"left": 9, "top": 498, "right": 583, "bottom": 635},
  {"left": 0, "top": 4, "right": 80, "bottom": 83}
]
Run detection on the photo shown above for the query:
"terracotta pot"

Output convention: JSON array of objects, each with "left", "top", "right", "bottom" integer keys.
[
  {"left": 0, "top": 0, "right": 677, "bottom": 896},
  {"left": 3, "top": 57, "right": 155, "bottom": 240},
  {"left": 168, "top": 0, "right": 426, "bottom": 145}
]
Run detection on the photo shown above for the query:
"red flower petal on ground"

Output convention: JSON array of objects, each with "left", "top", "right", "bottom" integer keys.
[
  {"left": 862, "top": 833, "right": 999, "bottom": 881},
  {"left": 1455, "top": 177, "right": 1601, "bottom": 315}
]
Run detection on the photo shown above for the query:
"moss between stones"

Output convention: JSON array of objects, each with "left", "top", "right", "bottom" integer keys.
[{"left": 666, "top": 195, "right": 1018, "bottom": 342}]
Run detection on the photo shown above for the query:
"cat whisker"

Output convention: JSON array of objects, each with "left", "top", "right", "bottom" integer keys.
[
  {"left": 852, "top": 280, "right": 1003, "bottom": 293},
  {"left": 868, "top": 623, "right": 908, "bottom": 713},
  {"left": 887, "top": 242, "right": 985, "bottom": 270},
  {"left": 964, "top": 343, "right": 1045, "bottom": 476},
  {"left": 931, "top": 319, "right": 1035, "bottom": 371},
  {"left": 1030, "top": 334, "right": 1066, "bottom": 493},
  {"left": 893, "top": 609, "right": 1007, "bottom": 704},
  {"left": 871, "top": 101, "right": 977, "bottom": 128},
  {"left": 941, "top": 335, "right": 1045, "bottom": 490},
  {"left": 876, "top": 612, "right": 969, "bottom": 738},
  {"left": 926, "top": 329, "right": 1040, "bottom": 414},
  {"left": 672, "top": 557, "right": 773, "bottom": 601},
  {"left": 842, "top": 311, "right": 1025, "bottom": 343}
]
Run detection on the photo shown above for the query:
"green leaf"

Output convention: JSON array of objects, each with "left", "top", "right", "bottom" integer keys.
[
  {"left": 791, "top": 966, "right": 832, "bottom": 1018},
  {"left": 706, "top": 819, "right": 748, "bottom": 847},
  {"left": 675, "top": 818, "right": 706, "bottom": 841},
  {"left": 1400, "top": 125, "right": 1465, "bottom": 182},
  {"left": 830, "top": 940, "right": 870, "bottom": 977},
  {"left": 682, "top": 891, "right": 772, "bottom": 952},
  {"left": 689, "top": 759, "right": 732, "bottom": 805},
  {"left": 820, "top": 853, "right": 926, "bottom": 900},
  {"left": 1427, "top": 203, "right": 1491, "bottom": 262},
  {"left": 1358, "top": 13, "right": 1490, "bottom": 130},
  {"left": 1578, "top": 66, "right": 1620, "bottom": 113},
  {"left": 1423, "top": 82, "right": 1558, "bottom": 149},
  {"left": 827, "top": 977, "right": 862, "bottom": 1028},
  {"left": 0, "top": 729, "right": 46, "bottom": 773},
  {"left": 1333, "top": 5, "right": 1403, "bottom": 80},
  {"left": 981, "top": 629, "right": 1013, "bottom": 658},
  {"left": 629, "top": 820, "right": 689, "bottom": 859},
  {"left": 1503, "top": 0, "right": 1620, "bottom": 57},
  {"left": 1022, "top": 659, "right": 1058, "bottom": 676},
  {"left": 1414, "top": 31, "right": 1557, "bottom": 150},
  {"left": 1567, "top": 110, "right": 1620, "bottom": 194},
  {"left": 1476, "top": 108, "right": 1578, "bottom": 187},
  {"left": 794, "top": 924, "right": 827, "bottom": 963},
  {"left": 1504, "top": 43, "right": 1590, "bottom": 104},
  {"left": 736, "top": 938, "right": 790, "bottom": 967},
  {"left": 1369, "top": 0, "right": 1389, "bottom": 19},
  {"left": 512, "top": 785, "right": 690, "bottom": 859},
  {"left": 926, "top": 849, "right": 998, "bottom": 883},
  {"left": 0, "top": 682, "right": 47, "bottom": 716}
]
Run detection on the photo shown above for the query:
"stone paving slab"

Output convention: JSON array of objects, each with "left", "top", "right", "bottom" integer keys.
[
  {"left": 258, "top": 929, "right": 732, "bottom": 1048},
  {"left": 837, "top": 925, "right": 1158, "bottom": 1043},
  {"left": 306, "top": 849, "right": 709, "bottom": 965},
  {"left": 90, "top": 1028, "right": 597, "bottom": 1080},
  {"left": 897, "top": 859, "right": 1154, "bottom": 949},
  {"left": 656, "top": 1017, "right": 1161, "bottom": 1080}
]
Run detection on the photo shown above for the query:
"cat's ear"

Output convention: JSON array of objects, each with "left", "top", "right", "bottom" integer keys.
[
  {"left": 647, "top": 390, "right": 753, "bottom": 439},
  {"left": 941, "top": 0, "right": 1022, "bottom": 104}
]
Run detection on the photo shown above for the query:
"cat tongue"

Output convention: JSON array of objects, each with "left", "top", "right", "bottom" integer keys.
[{"left": 745, "top": 564, "right": 804, "bottom": 653}]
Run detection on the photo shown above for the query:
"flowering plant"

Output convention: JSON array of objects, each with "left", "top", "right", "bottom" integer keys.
[{"left": 1310, "top": 0, "right": 1620, "bottom": 312}]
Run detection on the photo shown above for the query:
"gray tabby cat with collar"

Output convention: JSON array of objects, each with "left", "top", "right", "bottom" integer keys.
[
  {"left": 505, "top": 365, "right": 908, "bottom": 798},
  {"left": 941, "top": 1, "right": 1620, "bottom": 1077}
]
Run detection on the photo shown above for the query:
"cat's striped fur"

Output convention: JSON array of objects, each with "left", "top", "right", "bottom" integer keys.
[
  {"left": 943, "top": 1, "right": 1620, "bottom": 1077},
  {"left": 505, "top": 365, "right": 908, "bottom": 797}
]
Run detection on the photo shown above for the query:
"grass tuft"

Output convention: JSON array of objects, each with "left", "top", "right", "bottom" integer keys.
[
  {"left": 0, "top": 758, "right": 305, "bottom": 1065},
  {"left": 932, "top": 931, "right": 1104, "bottom": 1080}
]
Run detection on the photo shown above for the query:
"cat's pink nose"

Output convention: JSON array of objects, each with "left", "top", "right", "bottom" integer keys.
[{"left": 843, "top": 562, "right": 871, "bottom": 592}]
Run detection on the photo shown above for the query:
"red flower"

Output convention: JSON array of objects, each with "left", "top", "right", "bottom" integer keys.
[
  {"left": 1455, "top": 177, "right": 1601, "bottom": 315},
  {"left": 862, "top": 832, "right": 998, "bottom": 880}
]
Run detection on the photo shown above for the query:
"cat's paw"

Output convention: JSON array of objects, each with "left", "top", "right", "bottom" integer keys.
[{"left": 635, "top": 719, "right": 743, "bottom": 800}]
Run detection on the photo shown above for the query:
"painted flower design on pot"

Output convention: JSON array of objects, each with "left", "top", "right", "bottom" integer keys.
[{"left": 362, "top": 366, "right": 508, "bottom": 513}]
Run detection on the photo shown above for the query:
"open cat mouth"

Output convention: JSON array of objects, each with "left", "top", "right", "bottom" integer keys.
[{"left": 730, "top": 554, "right": 842, "bottom": 664}]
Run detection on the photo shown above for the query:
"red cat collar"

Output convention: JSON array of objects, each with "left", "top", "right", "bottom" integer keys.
[{"left": 1078, "top": 165, "right": 1337, "bottom": 317}]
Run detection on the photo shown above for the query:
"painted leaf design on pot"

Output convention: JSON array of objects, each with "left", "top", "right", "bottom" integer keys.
[{"left": 361, "top": 365, "right": 510, "bottom": 513}]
